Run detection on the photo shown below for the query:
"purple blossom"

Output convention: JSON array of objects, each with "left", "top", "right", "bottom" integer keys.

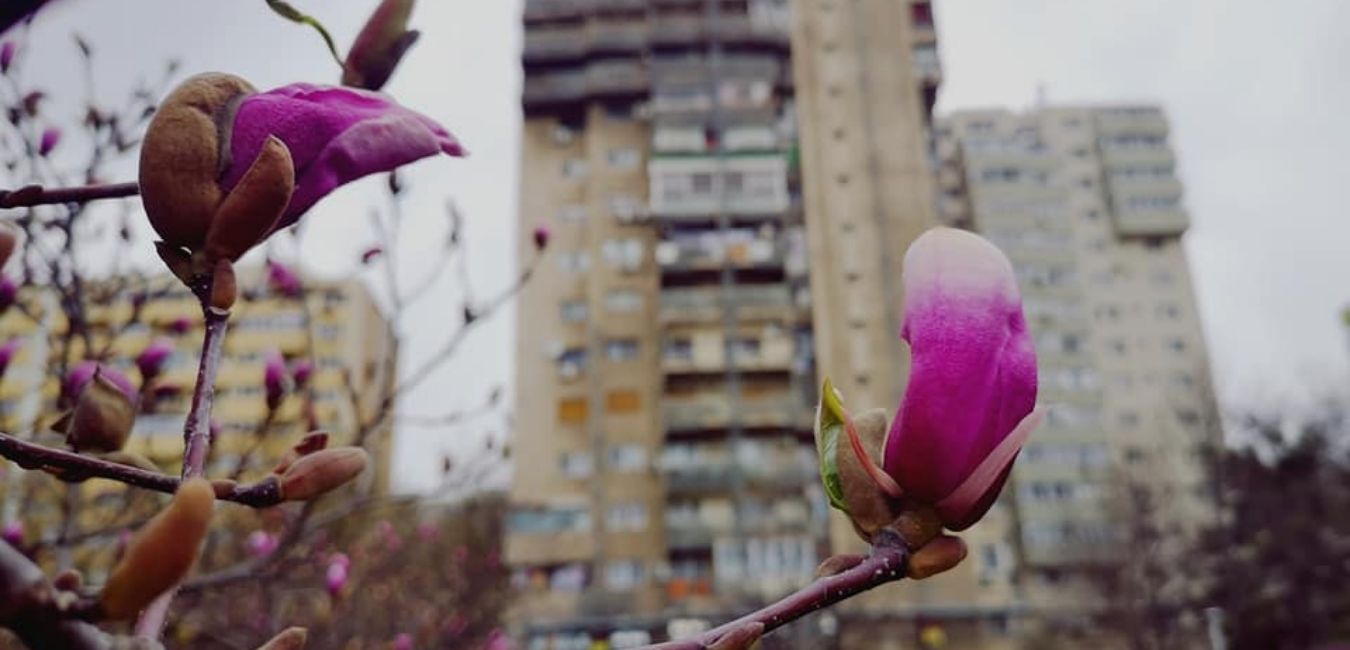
[
  {"left": 393, "top": 633, "right": 414, "bottom": 650},
  {"left": 267, "top": 260, "right": 302, "bottom": 298},
  {"left": 167, "top": 316, "right": 194, "bottom": 335},
  {"left": 64, "top": 361, "right": 137, "bottom": 404},
  {"left": 0, "top": 42, "right": 14, "bottom": 73},
  {"left": 135, "top": 338, "right": 175, "bottom": 380},
  {"left": 482, "top": 629, "right": 515, "bottom": 650},
  {"left": 246, "top": 531, "right": 279, "bottom": 557},
  {"left": 263, "top": 350, "right": 288, "bottom": 409},
  {"left": 38, "top": 127, "right": 60, "bottom": 156},
  {"left": 878, "top": 228, "right": 1041, "bottom": 530},
  {"left": 532, "top": 225, "right": 550, "bottom": 251},
  {"left": 325, "top": 560, "right": 348, "bottom": 597},
  {"left": 291, "top": 359, "right": 314, "bottom": 388},
  {"left": 1, "top": 521, "right": 23, "bottom": 547},
  {"left": 224, "top": 83, "right": 464, "bottom": 229}
]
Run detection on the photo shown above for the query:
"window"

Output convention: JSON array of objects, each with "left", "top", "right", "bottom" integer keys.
[
  {"left": 557, "top": 204, "right": 587, "bottom": 222},
  {"left": 605, "top": 560, "right": 644, "bottom": 590},
  {"left": 606, "top": 390, "right": 640, "bottom": 413},
  {"left": 664, "top": 339, "right": 693, "bottom": 361},
  {"left": 551, "top": 124, "right": 576, "bottom": 146},
  {"left": 560, "top": 452, "right": 593, "bottom": 479},
  {"left": 1167, "top": 338, "right": 1187, "bottom": 352},
  {"left": 729, "top": 337, "right": 761, "bottom": 362},
  {"left": 562, "top": 158, "right": 588, "bottom": 178},
  {"left": 508, "top": 507, "right": 591, "bottom": 535},
  {"left": 609, "top": 194, "right": 642, "bottom": 221},
  {"left": 606, "top": 503, "right": 648, "bottom": 531},
  {"left": 605, "top": 289, "right": 644, "bottom": 313},
  {"left": 602, "top": 238, "right": 644, "bottom": 272},
  {"left": 558, "top": 251, "right": 590, "bottom": 273},
  {"left": 558, "top": 397, "right": 588, "bottom": 424},
  {"left": 560, "top": 300, "right": 588, "bottom": 323},
  {"left": 608, "top": 148, "right": 640, "bottom": 169},
  {"left": 558, "top": 347, "right": 587, "bottom": 379},
  {"left": 608, "top": 445, "right": 647, "bottom": 472},
  {"left": 605, "top": 339, "right": 639, "bottom": 362},
  {"left": 691, "top": 173, "right": 714, "bottom": 194}
]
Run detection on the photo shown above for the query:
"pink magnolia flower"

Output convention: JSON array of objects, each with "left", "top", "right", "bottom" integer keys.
[
  {"left": 416, "top": 522, "right": 437, "bottom": 541},
  {"left": 64, "top": 361, "right": 137, "bottom": 404},
  {"left": 328, "top": 552, "right": 351, "bottom": 570},
  {"left": 136, "top": 338, "right": 175, "bottom": 380},
  {"left": 879, "top": 228, "right": 1041, "bottom": 530},
  {"left": 0, "top": 42, "right": 14, "bottom": 73},
  {"left": 392, "top": 632, "right": 414, "bottom": 650},
  {"left": 224, "top": 83, "right": 464, "bottom": 229},
  {"left": 263, "top": 350, "right": 288, "bottom": 410},
  {"left": 325, "top": 560, "right": 348, "bottom": 597},
  {"left": 167, "top": 316, "right": 194, "bottom": 335},
  {"left": 267, "top": 260, "right": 302, "bottom": 298},
  {"left": 38, "top": 127, "right": 60, "bottom": 156},
  {"left": 1, "top": 521, "right": 23, "bottom": 546},
  {"left": 246, "top": 531, "right": 279, "bottom": 557},
  {"left": 291, "top": 359, "right": 314, "bottom": 388}
]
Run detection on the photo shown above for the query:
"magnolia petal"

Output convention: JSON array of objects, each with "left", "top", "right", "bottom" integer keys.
[
  {"left": 935, "top": 406, "right": 1044, "bottom": 530},
  {"left": 224, "top": 84, "right": 463, "bottom": 227},
  {"left": 883, "top": 227, "right": 1038, "bottom": 507}
]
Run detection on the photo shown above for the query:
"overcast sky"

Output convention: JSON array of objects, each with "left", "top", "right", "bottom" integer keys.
[{"left": 12, "top": 0, "right": 1350, "bottom": 491}]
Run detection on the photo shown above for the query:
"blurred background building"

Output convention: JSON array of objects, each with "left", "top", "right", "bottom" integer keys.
[
  {"left": 508, "top": 1, "right": 1217, "bottom": 649},
  {"left": 0, "top": 272, "right": 397, "bottom": 576}
]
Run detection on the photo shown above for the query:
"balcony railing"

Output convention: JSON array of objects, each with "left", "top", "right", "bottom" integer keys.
[
  {"left": 661, "top": 391, "right": 810, "bottom": 432},
  {"left": 659, "top": 284, "right": 797, "bottom": 324},
  {"left": 655, "top": 236, "right": 785, "bottom": 272}
]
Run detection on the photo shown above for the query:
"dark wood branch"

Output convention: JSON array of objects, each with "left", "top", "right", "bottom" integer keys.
[
  {"left": 645, "top": 530, "right": 910, "bottom": 649},
  {"left": 0, "top": 182, "right": 140, "bottom": 209},
  {"left": 0, "top": 432, "right": 284, "bottom": 508}
]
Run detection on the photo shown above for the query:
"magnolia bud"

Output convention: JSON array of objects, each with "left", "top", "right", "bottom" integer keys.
[
  {"left": 247, "top": 530, "right": 279, "bottom": 557},
  {"left": 342, "top": 0, "right": 419, "bottom": 91},
  {"left": 38, "top": 127, "right": 60, "bottom": 156},
  {"left": 272, "top": 431, "right": 330, "bottom": 475},
  {"left": 264, "top": 350, "right": 289, "bottom": 410},
  {"left": 0, "top": 42, "right": 14, "bottom": 73},
  {"left": 256, "top": 628, "right": 309, "bottom": 650},
  {"left": 101, "top": 478, "right": 214, "bottom": 619},
  {"left": 136, "top": 338, "right": 175, "bottom": 381},
  {"left": 203, "top": 137, "right": 294, "bottom": 263},
  {"left": 532, "top": 225, "right": 550, "bottom": 251},
  {"left": 168, "top": 316, "right": 193, "bottom": 335},
  {"left": 210, "top": 259, "right": 237, "bottom": 311},
  {"left": 291, "top": 359, "right": 314, "bottom": 388},
  {"left": 325, "top": 560, "right": 348, "bottom": 597},
  {"left": 267, "top": 261, "right": 302, "bottom": 298},
  {"left": 1, "top": 521, "right": 23, "bottom": 547},
  {"left": 907, "top": 535, "right": 968, "bottom": 580},
  {"left": 279, "top": 447, "right": 368, "bottom": 501},
  {"left": 65, "top": 368, "right": 137, "bottom": 453}
]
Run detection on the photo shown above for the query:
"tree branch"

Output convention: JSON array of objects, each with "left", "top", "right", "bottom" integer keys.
[
  {"left": 645, "top": 530, "right": 910, "bottom": 649},
  {"left": 0, "top": 181, "right": 139, "bottom": 209}
]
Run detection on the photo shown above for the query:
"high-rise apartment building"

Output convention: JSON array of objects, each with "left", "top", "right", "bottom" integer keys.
[
  {"left": 0, "top": 271, "right": 397, "bottom": 573},
  {"left": 935, "top": 105, "right": 1218, "bottom": 636},
  {"left": 507, "top": 0, "right": 954, "bottom": 647}
]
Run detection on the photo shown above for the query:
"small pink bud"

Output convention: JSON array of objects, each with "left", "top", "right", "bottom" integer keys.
[
  {"left": 1, "top": 521, "right": 23, "bottom": 546},
  {"left": 63, "top": 361, "right": 136, "bottom": 407},
  {"left": 38, "top": 127, "right": 60, "bottom": 156},
  {"left": 483, "top": 629, "right": 514, "bottom": 650},
  {"left": 267, "top": 260, "right": 302, "bottom": 298},
  {"left": 247, "top": 530, "right": 279, "bottom": 557},
  {"left": 329, "top": 552, "right": 350, "bottom": 569},
  {"left": 136, "top": 338, "right": 175, "bottom": 380},
  {"left": 0, "top": 42, "right": 15, "bottom": 73},
  {"left": 532, "top": 225, "right": 550, "bottom": 251},
  {"left": 325, "top": 560, "right": 348, "bottom": 597},
  {"left": 278, "top": 447, "right": 368, "bottom": 501},
  {"left": 168, "top": 316, "right": 193, "bottom": 335},
  {"left": 292, "top": 359, "right": 314, "bottom": 388},
  {"left": 264, "top": 350, "right": 289, "bottom": 409},
  {"left": 393, "top": 633, "right": 414, "bottom": 650}
]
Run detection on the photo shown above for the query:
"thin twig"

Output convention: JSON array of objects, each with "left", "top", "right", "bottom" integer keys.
[{"left": 0, "top": 181, "right": 139, "bottom": 209}]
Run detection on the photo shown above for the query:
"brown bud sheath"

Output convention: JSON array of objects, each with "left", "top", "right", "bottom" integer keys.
[
  {"left": 342, "top": 0, "right": 419, "bottom": 91},
  {"left": 272, "top": 431, "right": 330, "bottom": 475},
  {"left": 139, "top": 73, "right": 256, "bottom": 249},
  {"left": 255, "top": 627, "right": 308, "bottom": 650},
  {"left": 279, "top": 448, "right": 368, "bottom": 501},
  {"left": 837, "top": 409, "right": 902, "bottom": 542},
  {"left": 100, "top": 478, "right": 215, "bottom": 619},
  {"left": 154, "top": 242, "right": 196, "bottom": 286},
  {"left": 203, "top": 135, "right": 295, "bottom": 262},
  {"left": 66, "top": 370, "right": 136, "bottom": 453},
  {"left": 209, "top": 259, "right": 237, "bottom": 311},
  {"left": 907, "top": 534, "right": 968, "bottom": 580}
]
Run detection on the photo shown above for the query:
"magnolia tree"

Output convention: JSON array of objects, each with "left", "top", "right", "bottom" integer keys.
[{"left": 0, "top": 2, "right": 1043, "bottom": 649}]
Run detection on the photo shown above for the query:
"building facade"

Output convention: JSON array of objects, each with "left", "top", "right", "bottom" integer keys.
[
  {"left": 507, "top": 0, "right": 967, "bottom": 647},
  {"left": 0, "top": 271, "right": 397, "bottom": 575},
  {"left": 935, "top": 105, "right": 1219, "bottom": 638}
]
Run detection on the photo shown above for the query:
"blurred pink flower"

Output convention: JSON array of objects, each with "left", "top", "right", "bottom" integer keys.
[
  {"left": 416, "top": 522, "right": 437, "bottom": 541},
  {"left": 392, "top": 632, "right": 414, "bottom": 650},
  {"left": 267, "top": 260, "right": 303, "bottom": 298},
  {"left": 263, "top": 350, "right": 288, "bottom": 410},
  {"left": 0, "top": 42, "right": 14, "bottom": 73},
  {"left": 291, "top": 359, "right": 314, "bottom": 388},
  {"left": 325, "top": 560, "right": 348, "bottom": 597},
  {"left": 1, "top": 521, "right": 23, "bottom": 546},
  {"left": 532, "top": 225, "right": 550, "bottom": 251},
  {"left": 64, "top": 361, "right": 136, "bottom": 404},
  {"left": 0, "top": 337, "right": 22, "bottom": 377},
  {"left": 452, "top": 545, "right": 468, "bottom": 563},
  {"left": 482, "top": 629, "right": 515, "bottom": 650},
  {"left": 246, "top": 531, "right": 279, "bottom": 557},
  {"left": 167, "top": 316, "right": 194, "bottom": 335},
  {"left": 38, "top": 127, "right": 60, "bottom": 156},
  {"left": 878, "top": 228, "right": 1042, "bottom": 530},
  {"left": 135, "top": 338, "right": 175, "bottom": 380}
]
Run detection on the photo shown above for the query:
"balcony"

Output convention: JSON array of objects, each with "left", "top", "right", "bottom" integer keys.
[
  {"left": 655, "top": 235, "right": 785, "bottom": 273},
  {"left": 1112, "top": 207, "right": 1190, "bottom": 237},
  {"left": 523, "top": 70, "right": 586, "bottom": 106},
  {"left": 522, "top": 28, "right": 588, "bottom": 63},
  {"left": 661, "top": 391, "right": 810, "bottom": 433},
  {"left": 1094, "top": 107, "right": 1169, "bottom": 139},
  {"left": 651, "top": 15, "right": 704, "bottom": 46},
  {"left": 712, "top": 15, "right": 790, "bottom": 49},
  {"left": 648, "top": 155, "right": 791, "bottom": 219},
  {"left": 586, "top": 60, "right": 648, "bottom": 96},
  {"left": 523, "top": 0, "right": 587, "bottom": 23},
  {"left": 590, "top": 21, "right": 648, "bottom": 54},
  {"left": 659, "top": 284, "right": 797, "bottom": 324}
]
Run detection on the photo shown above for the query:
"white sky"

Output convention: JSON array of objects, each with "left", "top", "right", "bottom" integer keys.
[{"left": 11, "top": 0, "right": 1350, "bottom": 491}]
